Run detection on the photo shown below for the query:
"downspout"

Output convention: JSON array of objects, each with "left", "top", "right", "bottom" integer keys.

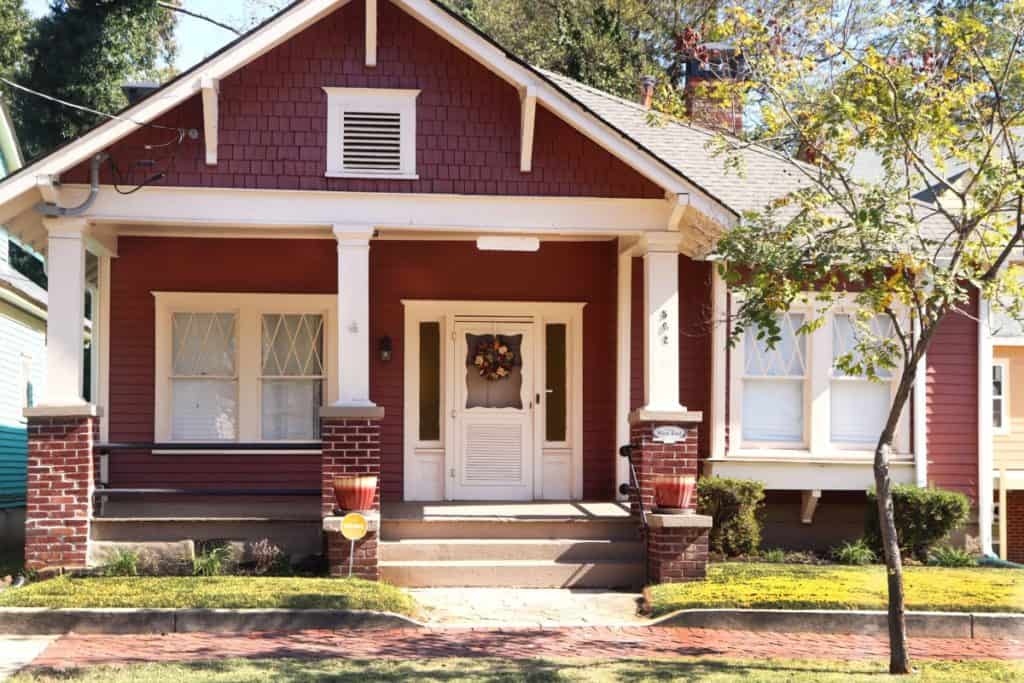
[
  {"left": 34, "top": 153, "right": 107, "bottom": 217},
  {"left": 978, "top": 294, "right": 996, "bottom": 559}
]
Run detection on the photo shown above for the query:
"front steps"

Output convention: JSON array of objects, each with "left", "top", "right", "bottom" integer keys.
[{"left": 379, "top": 510, "right": 644, "bottom": 588}]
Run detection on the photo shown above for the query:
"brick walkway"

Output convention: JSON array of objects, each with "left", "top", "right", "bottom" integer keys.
[{"left": 30, "top": 627, "right": 1023, "bottom": 669}]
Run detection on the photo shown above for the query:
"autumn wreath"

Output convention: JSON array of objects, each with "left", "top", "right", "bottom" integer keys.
[{"left": 473, "top": 336, "right": 517, "bottom": 381}]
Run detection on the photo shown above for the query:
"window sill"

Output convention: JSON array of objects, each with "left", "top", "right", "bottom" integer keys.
[
  {"left": 325, "top": 171, "right": 419, "bottom": 180},
  {"left": 705, "top": 453, "right": 916, "bottom": 491},
  {"left": 725, "top": 449, "right": 914, "bottom": 463}
]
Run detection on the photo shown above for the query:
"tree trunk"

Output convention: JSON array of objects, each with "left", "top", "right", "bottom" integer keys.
[{"left": 874, "top": 439, "right": 911, "bottom": 674}]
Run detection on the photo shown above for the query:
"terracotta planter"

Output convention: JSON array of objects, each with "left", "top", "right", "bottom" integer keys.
[
  {"left": 653, "top": 475, "right": 696, "bottom": 512},
  {"left": 332, "top": 475, "right": 378, "bottom": 512}
]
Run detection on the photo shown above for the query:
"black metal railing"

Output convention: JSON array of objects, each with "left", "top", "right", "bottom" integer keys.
[
  {"left": 617, "top": 444, "right": 647, "bottom": 530},
  {"left": 94, "top": 442, "right": 322, "bottom": 454}
]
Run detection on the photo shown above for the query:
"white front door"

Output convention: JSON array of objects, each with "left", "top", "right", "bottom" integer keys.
[{"left": 449, "top": 321, "right": 534, "bottom": 500}]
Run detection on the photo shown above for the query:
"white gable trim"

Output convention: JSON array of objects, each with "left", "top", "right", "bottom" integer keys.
[{"left": 0, "top": 0, "right": 732, "bottom": 228}]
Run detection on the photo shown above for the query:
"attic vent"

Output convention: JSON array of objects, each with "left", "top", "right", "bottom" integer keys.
[
  {"left": 324, "top": 87, "right": 420, "bottom": 179},
  {"left": 342, "top": 111, "right": 402, "bottom": 174}
]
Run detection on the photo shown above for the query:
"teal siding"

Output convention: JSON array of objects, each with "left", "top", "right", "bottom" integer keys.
[
  {"left": 0, "top": 300, "right": 46, "bottom": 509},
  {"left": 0, "top": 424, "right": 26, "bottom": 508}
]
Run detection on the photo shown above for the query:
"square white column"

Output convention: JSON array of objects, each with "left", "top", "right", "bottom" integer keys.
[
  {"left": 42, "top": 217, "right": 88, "bottom": 407},
  {"left": 331, "top": 225, "right": 377, "bottom": 408},
  {"left": 641, "top": 233, "right": 685, "bottom": 413}
]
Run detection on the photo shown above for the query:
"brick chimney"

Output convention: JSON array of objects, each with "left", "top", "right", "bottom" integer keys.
[
  {"left": 639, "top": 75, "right": 656, "bottom": 109},
  {"left": 684, "top": 42, "right": 744, "bottom": 135}
]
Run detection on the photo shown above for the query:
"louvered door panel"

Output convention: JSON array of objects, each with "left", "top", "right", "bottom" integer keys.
[
  {"left": 342, "top": 111, "right": 402, "bottom": 174},
  {"left": 462, "top": 423, "right": 524, "bottom": 484}
]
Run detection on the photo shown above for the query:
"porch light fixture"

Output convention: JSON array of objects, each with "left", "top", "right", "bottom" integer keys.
[
  {"left": 379, "top": 336, "right": 393, "bottom": 362},
  {"left": 476, "top": 236, "right": 540, "bottom": 252}
]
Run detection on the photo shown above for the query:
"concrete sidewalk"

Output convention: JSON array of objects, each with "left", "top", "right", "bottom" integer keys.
[
  {"left": 0, "top": 636, "right": 55, "bottom": 681},
  {"left": 410, "top": 587, "right": 647, "bottom": 626}
]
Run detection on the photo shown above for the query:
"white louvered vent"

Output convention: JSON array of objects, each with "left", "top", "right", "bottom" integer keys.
[
  {"left": 324, "top": 87, "right": 420, "bottom": 179},
  {"left": 463, "top": 423, "right": 523, "bottom": 483},
  {"left": 342, "top": 111, "right": 402, "bottom": 174}
]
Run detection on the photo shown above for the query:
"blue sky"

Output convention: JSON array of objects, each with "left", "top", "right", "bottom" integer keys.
[{"left": 24, "top": 1, "right": 278, "bottom": 71}]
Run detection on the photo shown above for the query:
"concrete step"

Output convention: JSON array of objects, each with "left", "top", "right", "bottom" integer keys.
[
  {"left": 379, "top": 559, "right": 645, "bottom": 588},
  {"left": 380, "top": 538, "right": 644, "bottom": 562},
  {"left": 380, "top": 518, "right": 640, "bottom": 541}
]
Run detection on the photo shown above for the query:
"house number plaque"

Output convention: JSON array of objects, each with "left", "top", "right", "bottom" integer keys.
[{"left": 652, "top": 425, "right": 687, "bottom": 444}]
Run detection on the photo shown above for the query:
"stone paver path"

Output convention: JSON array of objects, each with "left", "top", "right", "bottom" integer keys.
[
  {"left": 29, "top": 627, "right": 1022, "bottom": 670},
  {"left": 410, "top": 588, "right": 648, "bottom": 625}
]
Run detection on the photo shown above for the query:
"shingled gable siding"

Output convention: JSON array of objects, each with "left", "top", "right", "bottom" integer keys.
[
  {"left": 629, "top": 255, "right": 712, "bottom": 460},
  {"left": 926, "top": 294, "right": 980, "bottom": 501},
  {"left": 64, "top": 0, "right": 663, "bottom": 199},
  {"left": 371, "top": 240, "right": 619, "bottom": 501}
]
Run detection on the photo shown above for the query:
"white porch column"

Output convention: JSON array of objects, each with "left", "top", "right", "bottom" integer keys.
[
  {"left": 331, "top": 225, "right": 377, "bottom": 408},
  {"left": 42, "top": 217, "right": 88, "bottom": 407},
  {"left": 615, "top": 242, "right": 633, "bottom": 499},
  {"left": 640, "top": 233, "right": 685, "bottom": 413}
]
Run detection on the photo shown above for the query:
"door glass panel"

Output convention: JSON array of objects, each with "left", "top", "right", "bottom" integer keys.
[
  {"left": 419, "top": 322, "right": 441, "bottom": 441},
  {"left": 545, "top": 324, "right": 567, "bottom": 441},
  {"left": 465, "top": 333, "right": 523, "bottom": 409}
]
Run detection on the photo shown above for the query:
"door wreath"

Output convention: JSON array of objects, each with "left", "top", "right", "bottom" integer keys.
[{"left": 473, "top": 336, "right": 517, "bottom": 381}]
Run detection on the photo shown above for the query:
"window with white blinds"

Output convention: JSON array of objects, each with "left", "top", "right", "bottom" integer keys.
[
  {"left": 155, "top": 293, "right": 336, "bottom": 445},
  {"left": 741, "top": 313, "right": 806, "bottom": 445},
  {"left": 830, "top": 314, "right": 893, "bottom": 445},
  {"left": 324, "top": 88, "right": 420, "bottom": 179}
]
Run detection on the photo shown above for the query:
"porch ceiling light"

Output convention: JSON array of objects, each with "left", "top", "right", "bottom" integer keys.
[{"left": 476, "top": 236, "right": 540, "bottom": 252}]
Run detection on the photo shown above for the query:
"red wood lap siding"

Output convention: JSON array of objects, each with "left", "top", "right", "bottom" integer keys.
[
  {"left": 370, "top": 240, "right": 618, "bottom": 501},
  {"left": 926, "top": 294, "right": 979, "bottom": 500},
  {"left": 107, "top": 237, "right": 336, "bottom": 489},
  {"left": 64, "top": 0, "right": 662, "bottom": 199}
]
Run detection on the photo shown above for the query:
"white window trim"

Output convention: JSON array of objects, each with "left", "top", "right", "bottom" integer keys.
[
  {"left": 727, "top": 295, "right": 912, "bottom": 460},
  {"left": 323, "top": 87, "right": 420, "bottom": 180},
  {"left": 994, "top": 358, "right": 1010, "bottom": 436},
  {"left": 153, "top": 292, "right": 338, "bottom": 444}
]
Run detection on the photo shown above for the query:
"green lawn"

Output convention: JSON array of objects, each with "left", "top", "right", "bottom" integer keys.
[
  {"left": 10, "top": 658, "right": 1024, "bottom": 682},
  {"left": 0, "top": 576, "right": 416, "bottom": 615},
  {"left": 648, "top": 563, "right": 1024, "bottom": 616}
]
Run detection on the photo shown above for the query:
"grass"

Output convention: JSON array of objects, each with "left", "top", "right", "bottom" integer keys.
[
  {"left": 10, "top": 658, "right": 1024, "bottom": 682},
  {"left": 0, "top": 575, "right": 416, "bottom": 615},
  {"left": 647, "top": 562, "right": 1024, "bottom": 616}
]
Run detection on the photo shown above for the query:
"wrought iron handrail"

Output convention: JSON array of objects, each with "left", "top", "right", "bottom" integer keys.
[
  {"left": 94, "top": 442, "right": 322, "bottom": 454},
  {"left": 92, "top": 487, "right": 319, "bottom": 497},
  {"left": 618, "top": 444, "right": 647, "bottom": 530}
]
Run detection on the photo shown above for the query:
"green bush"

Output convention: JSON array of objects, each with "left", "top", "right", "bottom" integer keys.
[
  {"left": 832, "top": 539, "right": 877, "bottom": 566},
  {"left": 100, "top": 550, "right": 140, "bottom": 577},
  {"left": 193, "top": 545, "right": 232, "bottom": 577},
  {"left": 760, "top": 548, "right": 786, "bottom": 563},
  {"left": 865, "top": 485, "right": 971, "bottom": 561},
  {"left": 928, "top": 545, "right": 977, "bottom": 568},
  {"left": 697, "top": 476, "right": 765, "bottom": 557}
]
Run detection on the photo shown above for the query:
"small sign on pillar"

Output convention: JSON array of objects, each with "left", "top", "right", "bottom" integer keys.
[{"left": 340, "top": 512, "right": 368, "bottom": 578}]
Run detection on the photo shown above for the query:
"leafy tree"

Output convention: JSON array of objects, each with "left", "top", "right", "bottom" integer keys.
[
  {"left": 665, "top": 0, "right": 1024, "bottom": 673},
  {"left": 10, "top": 0, "right": 177, "bottom": 160},
  {"left": 0, "top": 0, "right": 32, "bottom": 80},
  {"left": 445, "top": 0, "right": 718, "bottom": 100}
]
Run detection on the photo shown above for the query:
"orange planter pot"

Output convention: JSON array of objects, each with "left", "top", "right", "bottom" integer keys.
[
  {"left": 653, "top": 475, "right": 696, "bottom": 512},
  {"left": 332, "top": 475, "right": 378, "bottom": 512}
]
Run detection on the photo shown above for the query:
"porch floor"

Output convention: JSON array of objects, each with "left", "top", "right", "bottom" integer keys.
[{"left": 381, "top": 501, "right": 631, "bottom": 521}]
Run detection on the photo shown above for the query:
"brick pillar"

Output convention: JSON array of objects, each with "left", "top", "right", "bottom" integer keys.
[
  {"left": 24, "top": 411, "right": 98, "bottom": 573},
  {"left": 1008, "top": 491, "right": 1024, "bottom": 564},
  {"left": 629, "top": 410, "right": 710, "bottom": 584},
  {"left": 321, "top": 409, "right": 383, "bottom": 580}
]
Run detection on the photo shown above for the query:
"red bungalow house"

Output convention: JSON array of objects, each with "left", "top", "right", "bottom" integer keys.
[{"left": 0, "top": 0, "right": 994, "bottom": 584}]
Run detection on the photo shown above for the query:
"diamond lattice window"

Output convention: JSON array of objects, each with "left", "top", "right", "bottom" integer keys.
[
  {"left": 742, "top": 313, "right": 806, "bottom": 444},
  {"left": 170, "top": 312, "right": 238, "bottom": 441},
  {"left": 260, "top": 314, "right": 325, "bottom": 440}
]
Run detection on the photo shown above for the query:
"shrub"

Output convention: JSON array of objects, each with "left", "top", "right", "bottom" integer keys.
[
  {"left": 832, "top": 539, "right": 877, "bottom": 565},
  {"left": 928, "top": 545, "right": 977, "bottom": 568},
  {"left": 193, "top": 545, "right": 232, "bottom": 577},
  {"left": 249, "top": 539, "right": 291, "bottom": 576},
  {"left": 100, "top": 549, "right": 140, "bottom": 577},
  {"left": 865, "top": 485, "right": 971, "bottom": 561},
  {"left": 697, "top": 476, "right": 765, "bottom": 557},
  {"left": 761, "top": 548, "right": 786, "bottom": 563}
]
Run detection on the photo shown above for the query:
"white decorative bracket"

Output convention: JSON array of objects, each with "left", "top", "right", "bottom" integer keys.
[
  {"left": 365, "top": 0, "right": 377, "bottom": 67},
  {"left": 520, "top": 86, "right": 537, "bottom": 173},
  {"left": 201, "top": 77, "right": 219, "bottom": 166}
]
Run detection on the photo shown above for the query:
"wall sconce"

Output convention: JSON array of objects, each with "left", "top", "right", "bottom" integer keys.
[{"left": 379, "top": 336, "right": 393, "bottom": 362}]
